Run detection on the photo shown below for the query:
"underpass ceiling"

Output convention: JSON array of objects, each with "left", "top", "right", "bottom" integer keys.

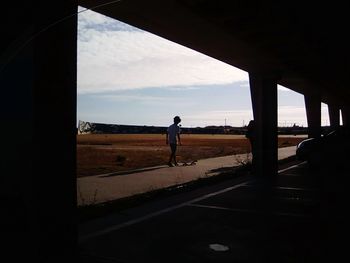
[{"left": 79, "top": 0, "right": 349, "bottom": 107}]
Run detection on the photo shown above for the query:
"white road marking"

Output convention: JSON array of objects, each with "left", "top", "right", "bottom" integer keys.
[
  {"left": 278, "top": 161, "right": 306, "bottom": 174},
  {"left": 276, "top": 186, "right": 318, "bottom": 192},
  {"left": 79, "top": 161, "right": 307, "bottom": 243},
  {"left": 187, "top": 203, "right": 257, "bottom": 213},
  {"left": 79, "top": 181, "right": 249, "bottom": 243},
  {"left": 188, "top": 203, "right": 310, "bottom": 218},
  {"left": 209, "top": 244, "right": 230, "bottom": 252}
]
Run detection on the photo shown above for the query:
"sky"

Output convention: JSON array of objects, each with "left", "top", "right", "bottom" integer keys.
[{"left": 77, "top": 7, "right": 331, "bottom": 128}]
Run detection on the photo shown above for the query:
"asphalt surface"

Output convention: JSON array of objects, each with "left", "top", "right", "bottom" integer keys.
[{"left": 78, "top": 161, "right": 348, "bottom": 262}]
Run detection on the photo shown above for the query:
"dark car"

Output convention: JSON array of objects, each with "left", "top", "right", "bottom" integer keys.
[
  {"left": 296, "top": 127, "right": 350, "bottom": 169},
  {"left": 296, "top": 137, "right": 318, "bottom": 161}
]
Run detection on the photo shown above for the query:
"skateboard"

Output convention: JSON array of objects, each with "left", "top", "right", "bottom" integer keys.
[{"left": 180, "top": 160, "right": 197, "bottom": 166}]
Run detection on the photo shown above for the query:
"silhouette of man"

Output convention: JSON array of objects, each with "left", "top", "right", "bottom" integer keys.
[
  {"left": 166, "top": 116, "right": 182, "bottom": 167},
  {"left": 246, "top": 120, "right": 257, "bottom": 173}
]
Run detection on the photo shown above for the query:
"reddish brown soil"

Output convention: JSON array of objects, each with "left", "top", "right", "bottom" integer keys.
[{"left": 77, "top": 134, "right": 306, "bottom": 177}]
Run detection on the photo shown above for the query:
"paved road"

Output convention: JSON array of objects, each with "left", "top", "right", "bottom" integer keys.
[
  {"left": 77, "top": 146, "right": 297, "bottom": 205},
  {"left": 79, "top": 160, "right": 346, "bottom": 262}
]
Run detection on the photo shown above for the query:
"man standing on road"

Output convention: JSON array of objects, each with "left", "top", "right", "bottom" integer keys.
[
  {"left": 246, "top": 120, "right": 257, "bottom": 173},
  {"left": 166, "top": 116, "right": 182, "bottom": 167}
]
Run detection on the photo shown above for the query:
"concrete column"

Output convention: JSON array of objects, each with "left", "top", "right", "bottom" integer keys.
[
  {"left": 304, "top": 94, "right": 321, "bottom": 138},
  {"left": 0, "top": 1, "right": 77, "bottom": 262},
  {"left": 328, "top": 104, "right": 340, "bottom": 129},
  {"left": 341, "top": 107, "right": 350, "bottom": 127},
  {"left": 249, "top": 73, "right": 278, "bottom": 177},
  {"left": 1, "top": 2, "right": 77, "bottom": 261},
  {"left": 32, "top": 4, "right": 78, "bottom": 261}
]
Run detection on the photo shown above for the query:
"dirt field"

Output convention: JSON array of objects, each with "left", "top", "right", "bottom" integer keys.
[{"left": 77, "top": 134, "right": 306, "bottom": 177}]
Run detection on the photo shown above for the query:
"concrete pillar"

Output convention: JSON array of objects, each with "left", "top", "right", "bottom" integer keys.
[
  {"left": 249, "top": 73, "right": 278, "bottom": 177},
  {"left": 1, "top": 2, "right": 77, "bottom": 261},
  {"left": 341, "top": 107, "right": 350, "bottom": 127},
  {"left": 304, "top": 94, "right": 321, "bottom": 138},
  {"left": 33, "top": 4, "right": 78, "bottom": 261},
  {"left": 328, "top": 104, "right": 340, "bottom": 129}
]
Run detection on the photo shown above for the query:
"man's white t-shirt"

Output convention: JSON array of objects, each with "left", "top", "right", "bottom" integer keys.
[{"left": 167, "top": 124, "right": 180, "bottom": 144}]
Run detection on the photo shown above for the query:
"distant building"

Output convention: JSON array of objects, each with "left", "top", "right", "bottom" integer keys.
[{"left": 77, "top": 120, "right": 308, "bottom": 135}]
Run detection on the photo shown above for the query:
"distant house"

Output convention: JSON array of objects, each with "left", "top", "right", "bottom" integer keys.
[{"left": 78, "top": 120, "right": 309, "bottom": 135}]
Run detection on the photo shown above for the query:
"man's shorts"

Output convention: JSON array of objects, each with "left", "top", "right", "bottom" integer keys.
[{"left": 170, "top": 143, "right": 177, "bottom": 153}]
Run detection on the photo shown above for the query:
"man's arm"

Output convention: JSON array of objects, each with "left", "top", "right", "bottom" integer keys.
[
  {"left": 177, "top": 133, "right": 181, "bottom": 145},
  {"left": 166, "top": 132, "right": 169, "bottom": 144}
]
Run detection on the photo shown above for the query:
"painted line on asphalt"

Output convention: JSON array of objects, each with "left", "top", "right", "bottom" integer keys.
[
  {"left": 187, "top": 203, "right": 257, "bottom": 214},
  {"left": 187, "top": 203, "right": 310, "bottom": 218},
  {"left": 278, "top": 161, "right": 307, "bottom": 174},
  {"left": 79, "top": 161, "right": 306, "bottom": 243},
  {"left": 79, "top": 181, "right": 250, "bottom": 243},
  {"left": 276, "top": 186, "right": 318, "bottom": 192}
]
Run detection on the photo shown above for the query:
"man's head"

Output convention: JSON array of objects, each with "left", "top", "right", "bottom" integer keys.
[{"left": 174, "top": 116, "right": 181, "bottom": 124}]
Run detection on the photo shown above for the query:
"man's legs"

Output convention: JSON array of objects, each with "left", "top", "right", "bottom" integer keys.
[
  {"left": 168, "top": 144, "right": 177, "bottom": 166},
  {"left": 250, "top": 140, "right": 257, "bottom": 174}
]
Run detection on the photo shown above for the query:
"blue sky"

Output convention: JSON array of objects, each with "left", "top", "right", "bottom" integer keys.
[{"left": 77, "top": 7, "right": 331, "bottom": 128}]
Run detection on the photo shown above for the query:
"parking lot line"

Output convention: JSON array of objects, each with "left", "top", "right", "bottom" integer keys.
[
  {"left": 278, "top": 161, "right": 306, "bottom": 174},
  {"left": 79, "top": 181, "right": 250, "bottom": 243},
  {"left": 80, "top": 162, "right": 307, "bottom": 243}
]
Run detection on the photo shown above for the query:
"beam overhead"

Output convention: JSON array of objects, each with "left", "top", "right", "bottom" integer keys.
[{"left": 79, "top": 0, "right": 349, "bottom": 106}]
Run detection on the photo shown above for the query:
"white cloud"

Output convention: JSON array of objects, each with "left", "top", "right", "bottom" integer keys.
[
  {"left": 277, "top": 85, "right": 291, "bottom": 91},
  {"left": 77, "top": 8, "right": 248, "bottom": 94},
  {"left": 278, "top": 106, "right": 308, "bottom": 126},
  {"left": 278, "top": 105, "right": 330, "bottom": 127},
  {"left": 183, "top": 110, "right": 253, "bottom": 127},
  {"left": 94, "top": 93, "right": 191, "bottom": 106},
  {"left": 184, "top": 107, "right": 309, "bottom": 127}
]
